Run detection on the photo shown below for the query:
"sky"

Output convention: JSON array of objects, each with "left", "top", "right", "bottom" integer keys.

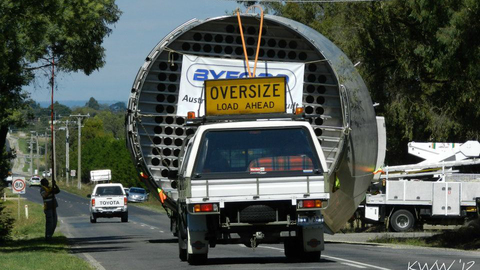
[{"left": 26, "top": 0, "right": 242, "bottom": 104}]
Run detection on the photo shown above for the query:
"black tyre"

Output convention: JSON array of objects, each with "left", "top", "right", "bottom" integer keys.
[
  {"left": 171, "top": 216, "right": 178, "bottom": 237},
  {"left": 121, "top": 213, "right": 128, "bottom": 223},
  {"left": 90, "top": 214, "right": 97, "bottom": 223},
  {"left": 187, "top": 253, "right": 207, "bottom": 265},
  {"left": 284, "top": 237, "right": 302, "bottom": 259},
  {"left": 390, "top": 209, "right": 415, "bottom": 232},
  {"left": 284, "top": 234, "right": 321, "bottom": 262},
  {"left": 178, "top": 214, "right": 187, "bottom": 261}
]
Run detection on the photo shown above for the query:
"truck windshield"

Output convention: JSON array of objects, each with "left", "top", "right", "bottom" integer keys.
[{"left": 193, "top": 127, "right": 322, "bottom": 178}]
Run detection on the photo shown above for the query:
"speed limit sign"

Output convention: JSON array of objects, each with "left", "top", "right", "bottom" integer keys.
[{"left": 12, "top": 178, "right": 26, "bottom": 194}]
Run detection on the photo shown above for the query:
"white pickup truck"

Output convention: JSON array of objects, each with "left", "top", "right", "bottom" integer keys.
[
  {"left": 88, "top": 183, "right": 128, "bottom": 223},
  {"left": 172, "top": 119, "right": 330, "bottom": 264}
]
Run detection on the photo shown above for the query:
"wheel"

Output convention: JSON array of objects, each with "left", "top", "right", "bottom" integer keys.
[
  {"left": 171, "top": 216, "right": 178, "bottom": 237},
  {"left": 90, "top": 214, "right": 97, "bottom": 223},
  {"left": 187, "top": 253, "right": 207, "bottom": 265},
  {"left": 284, "top": 232, "right": 321, "bottom": 262},
  {"left": 390, "top": 209, "right": 415, "bottom": 232},
  {"left": 177, "top": 214, "right": 187, "bottom": 261},
  {"left": 121, "top": 213, "right": 128, "bottom": 223},
  {"left": 284, "top": 237, "right": 302, "bottom": 259}
]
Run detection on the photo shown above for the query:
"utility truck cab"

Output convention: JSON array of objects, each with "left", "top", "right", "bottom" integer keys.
[{"left": 170, "top": 77, "right": 330, "bottom": 264}]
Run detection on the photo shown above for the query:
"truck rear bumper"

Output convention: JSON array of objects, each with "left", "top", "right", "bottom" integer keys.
[
  {"left": 186, "top": 193, "right": 329, "bottom": 207},
  {"left": 92, "top": 207, "right": 127, "bottom": 217}
]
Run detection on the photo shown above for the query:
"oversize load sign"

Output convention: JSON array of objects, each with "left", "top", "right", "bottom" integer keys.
[
  {"left": 205, "top": 77, "right": 286, "bottom": 116},
  {"left": 178, "top": 55, "right": 305, "bottom": 116}
]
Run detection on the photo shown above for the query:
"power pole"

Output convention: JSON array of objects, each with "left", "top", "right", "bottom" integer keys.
[
  {"left": 58, "top": 121, "right": 70, "bottom": 186},
  {"left": 29, "top": 132, "right": 33, "bottom": 176},
  {"left": 44, "top": 131, "right": 48, "bottom": 174},
  {"left": 70, "top": 114, "right": 89, "bottom": 189},
  {"left": 36, "top": 132, "right": 39, "bottom": 174},
  {"left": 65, "top": 120, "right": 70, "bottom": 186},
  {"left": 53, "top": 125, "right": 57, "bottom": 182}
]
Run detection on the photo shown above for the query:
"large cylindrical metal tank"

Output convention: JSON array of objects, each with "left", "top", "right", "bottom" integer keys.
[{"left": 126, "top": 13, "right": 378, "bottom": 233}]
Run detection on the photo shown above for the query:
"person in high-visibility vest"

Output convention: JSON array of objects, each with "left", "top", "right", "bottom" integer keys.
[{"left": 40, "top": 178, "right": 60, "bottom": 241}]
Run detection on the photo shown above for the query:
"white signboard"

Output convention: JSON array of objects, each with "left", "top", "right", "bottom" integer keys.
[
  {"left": 178, "top": 55, "right": 305, "bottom": 116},
  {"left": 90, "top": 169, "right": 111, "bottom": 182},
  {"left": 12, "top": 178, "right": 26, "bottom": 195},
  {"left": 70, "top": 170, "right": 76, "bottom": 177}
]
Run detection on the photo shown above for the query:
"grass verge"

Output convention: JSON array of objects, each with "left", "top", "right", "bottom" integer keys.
[
  {"left": 55, "top": 180, "right": 93, "bottom": 199},
  {"left": 370, "top": 222, "right": 480, "bottom": 250},
  {"left": 0, "top": 198, "right": 94, "bottom": 270}
]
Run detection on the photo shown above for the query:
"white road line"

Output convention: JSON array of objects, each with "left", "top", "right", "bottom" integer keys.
[
  {"left": 258, "top": 245, "right": 390, "bottom": 270},
  {"left": 342, "top": 262, "right": 367, "bottom": 269},
  {"left": 159, "top": 231, "right": 164, "bottom": 233},
  {"left": 83, "top": 253, "right": 106, "bottom": 270},
  {"left": 257, "top": 246, "right": 284, "bottom": 252},
  {"left": 60, "top": 222, "right": 106, "bottom": 270},
  {"left": 323, "top": 255, "right": 392, "bottom": 270}
]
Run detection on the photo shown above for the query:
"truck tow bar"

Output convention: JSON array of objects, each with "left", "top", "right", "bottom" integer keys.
[{"left": 250, "top": 232, "right": 264, "bottom": 250}]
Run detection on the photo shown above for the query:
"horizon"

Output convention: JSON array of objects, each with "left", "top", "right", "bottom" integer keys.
[{"left": 37, "top": 99, "right": 125, "bottom": 108}]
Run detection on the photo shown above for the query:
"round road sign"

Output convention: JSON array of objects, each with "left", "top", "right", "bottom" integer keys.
[{"left": 12, "top": 178, "right": 26, "bottom": 194}]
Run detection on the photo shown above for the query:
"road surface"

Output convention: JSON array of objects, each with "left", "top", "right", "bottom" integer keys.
[{"left": 18, "top": 184, "right": 479, "bottom": 270}]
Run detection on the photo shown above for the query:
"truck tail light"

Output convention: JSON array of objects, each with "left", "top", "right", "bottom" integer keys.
[
  {"left": 298, "top": 199, "right": 323, "bottom": 209},
  {"left": 124, "top": 197, "right": 128, "bottom": 205},
  {"left": 193, "top": 203, "right": 218, "bottom": 213},
  {"left": 92, "top": 198, "right": 95, "bottom": 207}
]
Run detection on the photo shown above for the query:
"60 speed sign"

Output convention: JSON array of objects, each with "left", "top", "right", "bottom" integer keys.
[{"left": 12, "top": 177, "right": 26, "bottom": 194}]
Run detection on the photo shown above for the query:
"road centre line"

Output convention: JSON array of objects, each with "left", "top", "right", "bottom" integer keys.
[
  {"left": 322, "top": 255, "right": 392, "bottom": 270},
  {"left": 257, "top": 246, "right": 284, "bottom": 252},
  {"left": 342, "top": 262, "right": 367, "bottom": 269},
  {"left": 258, "top": 245, "right": 390, "bottom": 270}
]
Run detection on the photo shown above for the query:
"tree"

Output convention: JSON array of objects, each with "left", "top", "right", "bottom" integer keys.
[
  {"left": 109, "top": 102, "right": 126, "bottom": 113},
  {"left": 0, "top": 0, "right": 121, "bottom": 165},
  {"left": 0, "top": 149, "right": 15, "bottom": 243},
  {"left": 68, "top": 117, "right": 138, "bottom": 186},
  {"left": 96, "top": 111, "right": 125, "bottom": 139},
  {"left": 86, "top": 97, "right": 100, "bottom": 110},
  {"left": 264, "top": 0, "right": 480, "bottom": 165}
]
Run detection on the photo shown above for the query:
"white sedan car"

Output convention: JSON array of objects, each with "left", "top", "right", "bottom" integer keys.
[{"left": 29, "top": 176, "right": 41, "bottom": 186}]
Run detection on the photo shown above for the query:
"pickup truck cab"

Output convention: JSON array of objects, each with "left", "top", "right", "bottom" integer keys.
[{"left": 89, "top": 183, "right": 128, "bottom": 223}]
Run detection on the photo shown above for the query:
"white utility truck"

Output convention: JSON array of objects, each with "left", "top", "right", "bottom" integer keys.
[
  {"left": 363, "top": 141, "right": 480, "bottom": 231},
  {"left": 168, "top": 77, "right": 330, "bottom": 264},
  {"left": 88, "top": 170, "right": 128, "bottom": 223}
]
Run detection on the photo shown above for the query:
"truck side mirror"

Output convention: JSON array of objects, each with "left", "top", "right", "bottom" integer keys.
[{"left": 168, "top": 170, "right": 178, "bottom": 180}]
